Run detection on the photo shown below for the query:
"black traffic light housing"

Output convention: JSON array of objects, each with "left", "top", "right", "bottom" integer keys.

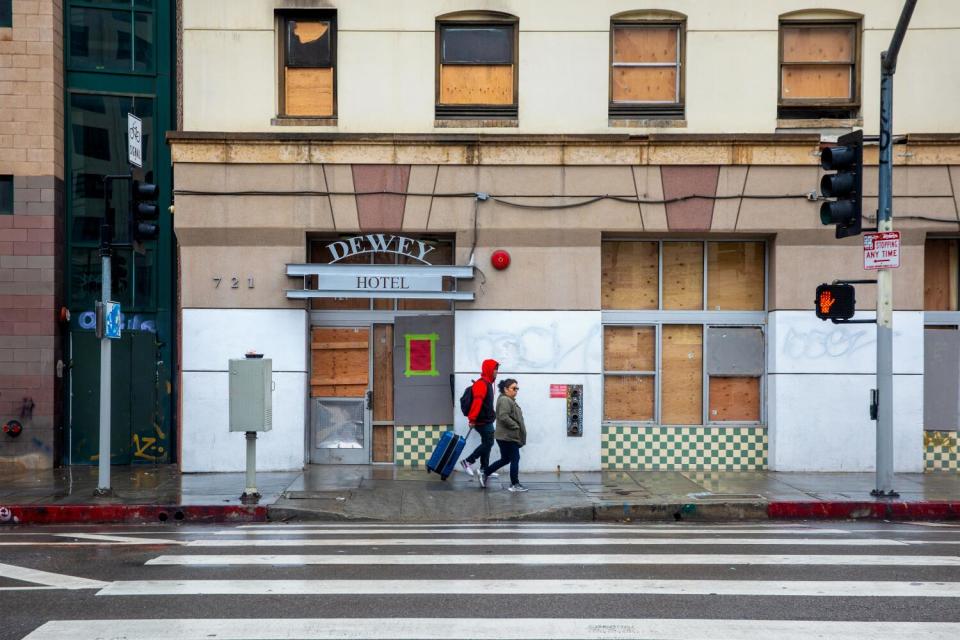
[
  {"left": 130, "top": 179, "right": 159, "bottom": 245},
  {"left": 819, "top": 129, "right": 863, "bottom": 239},
  {"left": 815, "top": 283, "right": 856, "bottom": 322}
]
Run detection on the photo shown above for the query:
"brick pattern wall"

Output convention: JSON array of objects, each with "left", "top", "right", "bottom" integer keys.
[{"left": 0, "top": 1, "right": 64, "bottom": 469}]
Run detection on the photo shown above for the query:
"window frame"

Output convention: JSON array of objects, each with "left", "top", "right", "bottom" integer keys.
[
  {"left": 601, "top": 239, "right": 768, "bottom": 427},
  {"left": 609, "top": 20, "right": 685, "bottom": 119},
  {"left": 66, "top": 0, "right": 157, "bottom": 75},
  {"left": 0, "top": 175, "right": 12, "bottom": 214},
  {"left": 276, "top": 10, "right": 337, "bottom": 120},
  {"left": 777, "top": 19, "right": 861, "bottom": 120},
  {"left": 435, "top": 16, "right": 519, "bottom": 120}
]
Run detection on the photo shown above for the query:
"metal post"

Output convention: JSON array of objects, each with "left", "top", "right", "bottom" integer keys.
[
  {"left": 243, "top": 431, "right": 260, "bottom": 502},
  {"left": 873, "top": 0, "right": 915, "bottom": 498},
  {"left": 96, "top": 246, "right": 112, "bottom": 495}
]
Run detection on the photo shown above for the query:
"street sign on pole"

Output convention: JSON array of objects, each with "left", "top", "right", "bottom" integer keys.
[
  {"left": 127, "top": 113, "right": 142, "bottom": 168},
  {"left": 104, "top": 301, "right": 121, "bottom": 340},
  {"left": 863, "top": 231, "right": 901, "bottom": 271}
]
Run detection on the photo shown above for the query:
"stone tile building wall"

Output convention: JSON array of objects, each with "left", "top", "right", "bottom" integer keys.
[{"left": 0, "top": 1, "right": 63, "bottom": 469}]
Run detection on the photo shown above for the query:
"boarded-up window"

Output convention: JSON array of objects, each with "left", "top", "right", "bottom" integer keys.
[
  {"left": 707, "top": 327, "right": 763, "bottom": 423},
  {"left": 604, "top": 326, "right": 655, "bottom": 421},
  {"left": 281, "top": 13, "right": 335, "bottom": 117},
  {"left": 438, "top": 22, "right": 516, "bottom": 118},
  {"left": 610, "top": 23, "right": 683, "bottom": 118},
  {"left": 779, "top": 22, "right": 858, "bottom": 119},
  {"left": 924, "top": 239, "right": 959, "bottom": 311},
  {"left": 662, "top": 241, "right": 703, "bottom": 310},
  {"left": 707, "top": 242, "right": 765, "bottom": 311},
  {"left": 661, "top": 325, "right": 702, "bottom": 425},
  {"left": 601, "top": 241, "right": 659, "bottom": 310}
]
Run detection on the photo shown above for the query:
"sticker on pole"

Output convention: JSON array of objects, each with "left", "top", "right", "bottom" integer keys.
[
  {"left": 104, "top": 301, "right": 122, "bottom": 339},
  {"left": 863, "top": 231, "right": 900, "bottom": 270},
  {"left": 127, "top": 113, "right": 142, "bottom": 168}
]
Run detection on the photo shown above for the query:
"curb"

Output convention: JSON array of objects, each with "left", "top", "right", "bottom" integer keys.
[
  {"left": 767, "top": 501, "right": 960, "bottom": 520},
  {"left": 0, "top": 504, "right": 267, "bottom": 526}
]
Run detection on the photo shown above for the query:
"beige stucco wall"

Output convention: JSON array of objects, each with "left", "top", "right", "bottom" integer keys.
[{"left": 181, "top": 0, "right": 960, "bottom": 135}]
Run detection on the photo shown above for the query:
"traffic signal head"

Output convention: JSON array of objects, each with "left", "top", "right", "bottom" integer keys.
[
  {"left": 819, "top": 130, "right": 863, "bottom": 239},
  {"left": 815, "top": 283, "right": 856, "bottom": 321},
  {"left": 130, "top": 179, "right": 159, "bottom": 243}
]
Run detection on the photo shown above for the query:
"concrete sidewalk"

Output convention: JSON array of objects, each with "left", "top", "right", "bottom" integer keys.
[{"left": 0, "top": 464, "right": 958, "bottom": 525}]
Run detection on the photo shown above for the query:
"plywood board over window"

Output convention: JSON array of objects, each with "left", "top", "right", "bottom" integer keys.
[
  {"left": 281, "top": 14, "right": 335, "bottom": 117},
  {"left": 661, "top": 325, "right": 702, "bottom": 425},
  {"left": 311, "top": 327, "right": 369, "bottom": 398},
  {"left": 663, "top": 242, "right": 703, "bottom": 310},
  {"left": 604, "top": 326, "right": 655, "bottom": 371},
  {"left": 707, "top": 242, "right": 765, "bottom": 311},
  {"left": 779, "top": 22, "right": 857, "bottom": 116},
  {"left": 604, "top": 375, "right": 655, "bottom": 421},
  {"left": 440, "top": 65, "right": 513, "bottom": 104},
  {"left": 602, "top": 241, "right": 658, "bottom": 309},
  {"left": 372, "top": 324, "right": 394, "bottom": 462},
  {"left": 709, "top": 377, "right": 760, "bottom": 422},
  {"left": 924, "top": 239, "right": 959, "bottom": 311}
]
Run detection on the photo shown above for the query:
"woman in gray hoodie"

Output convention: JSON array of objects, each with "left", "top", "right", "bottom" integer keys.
[{"left": 482, "top": 378, "right": 528, "bottom": 492}]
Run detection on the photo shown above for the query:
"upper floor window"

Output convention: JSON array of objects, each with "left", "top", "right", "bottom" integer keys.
[
  {"left": 1, "top": 1, "right": 12, "bottom": 29},
  {"left": 68, "top": 0, "right": 155, "bottom": 73},
  {"left": 779, "top": 19, "right": 860, "bottom": 120},
  {"left": 610, "top": 17, "right": 685, "bottom": 119},
  {"left": 279, "top": 11, "right": 336, "bottom": 119},
  {"left": 436, "top": 14, "right": 518, "bottom": 120}
]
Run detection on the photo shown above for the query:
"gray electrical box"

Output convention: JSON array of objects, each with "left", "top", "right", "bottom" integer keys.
[{"left": 229, "top": 358, "right": 273, "bottom": 432}]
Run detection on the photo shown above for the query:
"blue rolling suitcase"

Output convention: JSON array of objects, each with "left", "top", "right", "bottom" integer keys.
[{"left": 426, "top": 431, "right": 466, "bottom": 481}]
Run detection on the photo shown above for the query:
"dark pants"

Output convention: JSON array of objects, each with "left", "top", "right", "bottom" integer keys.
[
  {"left": 465, "top": 423, "right": 495, "bottom": 473},
  {"left": 487, "top": 440, "right": 521, "bottom": 485}
]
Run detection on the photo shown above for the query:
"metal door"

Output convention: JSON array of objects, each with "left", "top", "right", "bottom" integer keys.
[{"left": 309, "top": 327, "right": 371, "bottom": 464}]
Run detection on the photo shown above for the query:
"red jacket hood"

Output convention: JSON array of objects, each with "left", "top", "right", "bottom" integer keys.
[{"left": 481, "top": 359, "right": 500, "bottom": 382}]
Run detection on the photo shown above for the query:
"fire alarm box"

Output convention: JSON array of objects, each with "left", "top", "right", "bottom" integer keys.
[
  {"left": 229, "top": 358, "right": 273, "bottom": 432},
  {"left": 566, "top": 384, "right": 583, "bottom": 437}
]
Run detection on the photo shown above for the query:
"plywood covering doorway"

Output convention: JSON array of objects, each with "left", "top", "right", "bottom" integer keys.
[{"left": 310, "top": 327, "right": 371, "bottom": 464}]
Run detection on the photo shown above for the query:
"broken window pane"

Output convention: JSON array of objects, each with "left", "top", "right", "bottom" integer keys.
[
  {"left": 441, "top": 25, "right": 513, "bottom": 64},
  {"left": 286, "top": 19, "right": 332, "bottom": 68}
]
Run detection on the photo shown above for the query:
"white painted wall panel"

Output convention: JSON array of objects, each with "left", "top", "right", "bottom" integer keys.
[
  {"left": 769, "top": 373, "right": 922, "bottom": 472},
  {"left": 455, "top": 311, "right": 601, "bottom": 375},
  {"left": 183, "top": 309, "right": 307, "bottom": 372},
  {"left": 181, "top": 371, "right": 307, "bottom": 472},
  {"left": 453, "top": 373, "right": 601, "bottom": 473},
  {"left": 767, "top": 311, "right": 923, "bottom": 375}
]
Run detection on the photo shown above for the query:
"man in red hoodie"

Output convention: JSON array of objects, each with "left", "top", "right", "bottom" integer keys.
[{"left": 460, "top": 358, "right": 499, "bottom": 488}]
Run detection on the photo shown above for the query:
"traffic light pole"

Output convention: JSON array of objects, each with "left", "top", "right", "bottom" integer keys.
[{"left": 873, "top": 0, "right": 915, "bottom": 498}]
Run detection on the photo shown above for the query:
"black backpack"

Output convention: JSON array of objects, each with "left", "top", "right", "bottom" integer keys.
[{"left": 459, "top": 383, "right": 474, "bottom": 417}]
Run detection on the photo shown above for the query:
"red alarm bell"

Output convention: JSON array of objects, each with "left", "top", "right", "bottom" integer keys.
[{"left": 490, "top": 249, "right": 511, "bottom": 270}]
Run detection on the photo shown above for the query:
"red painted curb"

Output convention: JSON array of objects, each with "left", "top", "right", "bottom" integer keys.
[
  {"left": 768, "top": 501, "right": 960, "bottom": 520},
  {"left": 0, "top": 504, "right": 267, "bottom": 526}
]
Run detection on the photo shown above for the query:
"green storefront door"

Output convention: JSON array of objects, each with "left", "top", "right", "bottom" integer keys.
[{"left": 69, "top": 331, "right": 169, "bottom": 465}]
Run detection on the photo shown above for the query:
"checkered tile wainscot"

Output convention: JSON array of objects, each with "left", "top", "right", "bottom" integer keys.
[
  {"left": 395, "top": 425, "right": 453, "bottom": 467},
  {"left": 925, "top": 431, "right": 959, "bottom": 472},
  {"left": 602, "top": 425, "right": 768, "bottom": 471}
]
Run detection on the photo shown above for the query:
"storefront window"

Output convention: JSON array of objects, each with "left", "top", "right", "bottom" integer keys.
[{"left": 601, "top": 240, "right": 766, "bottom": 425}]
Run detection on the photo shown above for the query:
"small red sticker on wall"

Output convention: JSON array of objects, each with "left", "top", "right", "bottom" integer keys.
[{"left": 550, "top": 384, "right": 567, "bottom": 398}]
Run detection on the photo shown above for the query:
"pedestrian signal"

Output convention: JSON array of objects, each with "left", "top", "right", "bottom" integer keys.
[{"left": 815, "top": 283, "right": 856, "bottom": 321}]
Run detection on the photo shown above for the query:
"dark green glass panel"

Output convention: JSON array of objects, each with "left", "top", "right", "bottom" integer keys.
[
  {"left": 0, "top": 1, "right": 12, "bottom": 28},
  {"left": 0, "top": 175, "right": 13, "bottom": 214},
  {"left": 68, "top": 93, "right": 153, "bottom": 243},
  {"left": 69, "top": 6, "right": 153, "bottom": 72}
]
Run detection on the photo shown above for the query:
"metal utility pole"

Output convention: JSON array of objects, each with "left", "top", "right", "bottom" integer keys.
[
  {"left": 96, "top": 178, "right": 116, "bottom": 495},
  {"left": 873, "top": 0, "right": 916, "bottom": 497}
]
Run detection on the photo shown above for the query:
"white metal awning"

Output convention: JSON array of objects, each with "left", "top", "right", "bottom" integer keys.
[{"left": 285, "top": 264, "right": 475, "bottom": 300}]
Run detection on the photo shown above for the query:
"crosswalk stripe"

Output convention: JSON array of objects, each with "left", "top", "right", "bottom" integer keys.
[
  {"left": 23, "top": 618, "right": 960, "bottom": 639},
  {"left": 53, "top": 532, "right": 182, "bottom": 545},
  {"left": 212, "top": 527, "right": 854, "bottom": 536},
  {"left": 235, "top": 523, "right": 820, "bottom": 529},
  {"left": 0, "top": 562, "right": 107, "bottom": 590},
  {"left": 147, "top": 553, "right": 960, "bottom": 567},
  {"left": 185, "top": 537, "right": 910, "bottom": 547},
  {"left": 95, "top": 578, "right": 960, "bottom": 598}
]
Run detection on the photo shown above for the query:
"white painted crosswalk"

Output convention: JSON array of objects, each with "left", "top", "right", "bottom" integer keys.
[
  {"left": 23, "top": 617, "right": 960, "bottom": 640},
  {"left": 18, "top": 522, "right": 960, "bottom": 639}
]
